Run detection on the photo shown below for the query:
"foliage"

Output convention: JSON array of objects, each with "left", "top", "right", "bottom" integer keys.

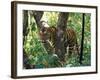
[
  {"left": 42, "top": 12, "right": 59, "bottom": 27},
  {"left": 67, "top": 13, "right": 91, "bottom": 67},
  {"left": 23, "top": 11, "right": 91, "bottom": 69}
]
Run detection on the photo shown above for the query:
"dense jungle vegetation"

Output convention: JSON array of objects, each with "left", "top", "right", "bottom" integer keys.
[{"left": 23, "top": 11, "right": 91, "bottom": 69}]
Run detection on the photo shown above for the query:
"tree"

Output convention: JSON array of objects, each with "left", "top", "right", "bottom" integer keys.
[
  {"left": 23, "top": 10, "right": 28, "bottom": 42},
  {"left": 23, "top": 10, "right": 30, "bottom": 68},
  {"left": 54, "top": 12, "right": 69, "bottom": 62},
  {"left": 30, "top": 11, "right": 44, "bottom": 29},
  {"left": 57, "top": 12, "right": 69, "bottom": 29}
]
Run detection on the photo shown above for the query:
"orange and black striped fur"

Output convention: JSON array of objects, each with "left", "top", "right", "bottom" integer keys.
[
  {"left": 64, "top": 28, "right": 79, "bottom": 58},
  {"left": 39, "top": 21, "right": 79, "bottom": 61},
  {"left": 39, "top": 27, "right": 79, "bottom": 57}
]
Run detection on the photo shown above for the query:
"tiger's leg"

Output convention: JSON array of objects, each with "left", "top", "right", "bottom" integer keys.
[
  {"left": 68, "top": 45, "right": 74, "bottom": 58},
  {"left": 75, "top": 42, "right": 80, "bottom": 58}
]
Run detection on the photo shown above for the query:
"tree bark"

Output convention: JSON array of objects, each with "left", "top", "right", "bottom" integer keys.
[
  {"left": 23, "top": 10, "right": 28, "bottom": 40},
  {"left": 57, "top": 12, "right": 69, "bottom": 29},
  {"left": 55, "top": 12, "right": 69, "bottom": 62},
  {"left": 23, "top": 10, "right": 29, "bottom": 69}
]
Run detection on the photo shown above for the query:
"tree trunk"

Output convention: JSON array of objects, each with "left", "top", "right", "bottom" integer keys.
[
  {"left": 23, "top": 10, "right": 29, "bottom": 68},
  {"left": 23, "top": 10, "right": 28, "bottom": 40},
  {"left": 55, "top": 12, "right": 69, "bottom": 62},
  {"left": 57, "top": 12, "right": 69, "bottom": 29}
]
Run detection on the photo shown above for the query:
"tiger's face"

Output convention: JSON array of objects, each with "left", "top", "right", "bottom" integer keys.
[
  {"left": 39, "top": 27, "right": 51, "bottom": 43},
  {"left": 39, "top": 21, "right": 56, "bottom": 43}
]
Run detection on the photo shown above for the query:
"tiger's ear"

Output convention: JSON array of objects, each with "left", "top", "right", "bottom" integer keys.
[{"left": 39, "top": 20, "right": 45, "bottom": 28}]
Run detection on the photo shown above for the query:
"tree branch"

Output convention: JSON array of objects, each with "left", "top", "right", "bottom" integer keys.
[{"left": 30, "top": 11, "right": 44, "bottom": 29}]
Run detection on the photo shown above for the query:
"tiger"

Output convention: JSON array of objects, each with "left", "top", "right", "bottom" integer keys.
[
  {"left": 64, "top": 28, "right": 79, "bottom": 59},
  {"left": 39, "top": 21, "right": 55, "bottom": 54},
  {"left": 39, "top": 21, "right": 79, "bottom": 62},
  {"left": 53, "top": 27, "right": 80, "bottom": 62}
]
